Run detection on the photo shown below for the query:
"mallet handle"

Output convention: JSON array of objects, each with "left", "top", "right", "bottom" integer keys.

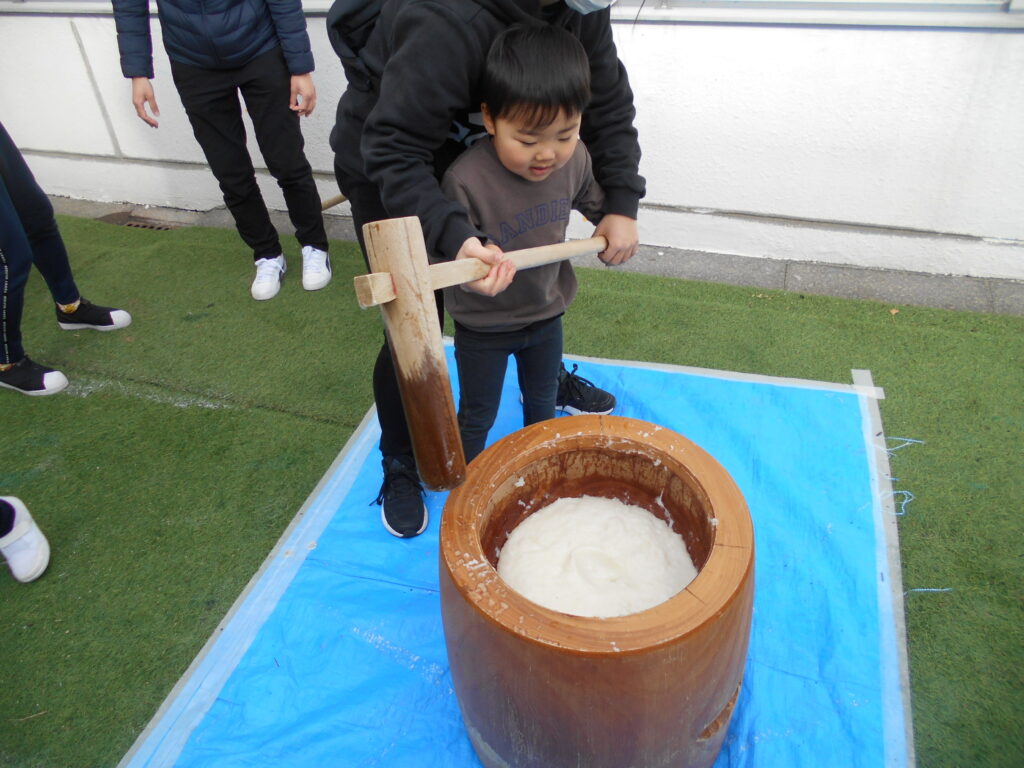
[
  {"left": 355, "top": 236, "right": 608, "bottom": 309},
  {"left": 321, "top": 192, "right": 348, "bottom": 211}
]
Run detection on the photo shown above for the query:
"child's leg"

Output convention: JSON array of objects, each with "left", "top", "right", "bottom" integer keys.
[
  {"left": 454, "top": 324, "right": 515, "bottom": 463},
  {"left": 515, "top": 316, "right": 563, "bottom": 426}
]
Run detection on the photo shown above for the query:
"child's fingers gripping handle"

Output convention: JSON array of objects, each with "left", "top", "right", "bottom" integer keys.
[
  {"left": 354, "top": 237, "right": 608, "bottom": 308},
  {"left": 430, "top": 236, "right": 607, "bottom": 291}
]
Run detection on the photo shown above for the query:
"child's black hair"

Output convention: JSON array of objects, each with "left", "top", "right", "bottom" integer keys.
[{"left": 482, "top": 24, "right": 591, "bottom": 130}]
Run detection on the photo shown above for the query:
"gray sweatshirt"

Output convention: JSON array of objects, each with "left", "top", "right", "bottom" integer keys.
[{"left": 439, "top": 138, "right": 605, "bottom": 332}]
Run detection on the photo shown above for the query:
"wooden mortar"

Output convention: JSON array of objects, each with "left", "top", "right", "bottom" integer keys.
[{"left": 439, "top": 415, "right": 754, "bottom": 768}]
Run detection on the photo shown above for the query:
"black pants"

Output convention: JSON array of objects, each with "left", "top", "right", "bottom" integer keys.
[
  {"left": 171, "top": 48, "right": 327, "bottom": 262},
  {"left": 0, "top": 121, "right": 79, "bottom": 364},
  {"left": 336, "top": 170, "right": 444, "bottom": 461},
  {"left": 454, "top": 315, "right": 562, "bottom": 462}
]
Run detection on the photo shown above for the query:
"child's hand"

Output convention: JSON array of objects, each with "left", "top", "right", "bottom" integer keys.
[
  {"left": 458, "top": 238, "right": 516, "bottom": 296},
  {"left": 594, "top": 214, "right": 639, "bottom": 265}
]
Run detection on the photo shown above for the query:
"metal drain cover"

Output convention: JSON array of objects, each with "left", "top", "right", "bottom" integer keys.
[{"left": 97, "top": 211, "right": 180, "bottom": 231}]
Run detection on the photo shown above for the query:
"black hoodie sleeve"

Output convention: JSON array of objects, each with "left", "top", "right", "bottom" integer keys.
[
  {"left": 360, "top": 1, "right": 499, "bottom": 260},
  {"left": 358, "top": 1, "right": 643, "bottom": 259},
  {"left": 576, "top": 8, "right": 645, "bottom": 220}
]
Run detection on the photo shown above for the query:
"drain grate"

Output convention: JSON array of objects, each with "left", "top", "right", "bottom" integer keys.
[{"left": 97, "top": 211, "right": 180, "bottom": 231}]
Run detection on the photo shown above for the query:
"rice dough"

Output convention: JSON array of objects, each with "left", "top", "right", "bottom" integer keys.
[{"left": 497, "top": 495, "right": 697, "bottom": 618}]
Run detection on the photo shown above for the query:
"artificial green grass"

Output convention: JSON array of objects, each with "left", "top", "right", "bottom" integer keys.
[{"left": 1, "top": 216, "right": 1021, "bottom": 767}]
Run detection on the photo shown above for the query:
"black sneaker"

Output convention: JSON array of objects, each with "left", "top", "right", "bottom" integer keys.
[
  {"left": 56, "top": 298, "right": 132, "bottom": 331},
  {"left": 556, "top": 363, "right": 615, "bottom": 416},
  {"left": 375, "top": 455, "right": 428, "bottom": 538},
  {"left": 0, "top": 357, "right": 69, "bottom": 396}
]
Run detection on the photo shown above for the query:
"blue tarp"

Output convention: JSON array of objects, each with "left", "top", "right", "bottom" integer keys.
[{"left": 122, "top": 352, "right": 910, "bottom": 768}]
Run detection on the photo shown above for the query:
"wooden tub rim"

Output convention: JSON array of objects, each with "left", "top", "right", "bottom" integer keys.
[{"left": 440, "top": 415, "right": 755, "bottom": 655}]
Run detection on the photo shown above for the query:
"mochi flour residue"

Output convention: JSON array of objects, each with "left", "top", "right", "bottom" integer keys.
[{"left": 497, "top": 495, "right": 697, "bottom": 618}]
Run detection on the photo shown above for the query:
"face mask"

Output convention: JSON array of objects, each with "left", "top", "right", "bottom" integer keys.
[{"left": 564, "top": 0, "right": 616, "bottom": 15}]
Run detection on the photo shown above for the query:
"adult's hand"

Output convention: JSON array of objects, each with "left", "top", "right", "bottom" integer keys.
[
  {"left": 290, "top": 74, "right": 316, "bottom": 117},
  {"left": 594, "top": 214, "right": 639, "bottom": 266},
  {"left": 131, "top": 77, "right": 160, "bottom": 128},
  {"left": 458, "top": 237, "right": 516, "bottom": 296}
]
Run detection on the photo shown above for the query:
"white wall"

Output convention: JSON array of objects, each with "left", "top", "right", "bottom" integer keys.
[{"left": 0, "top": 4, "right": 1021, "bottom": 279}]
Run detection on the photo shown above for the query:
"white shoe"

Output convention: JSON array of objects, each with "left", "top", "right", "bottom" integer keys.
[
  {"left": 0, "top": 497, "right": 50, "bottom": 583},
  {"left": 251, "top": 255, "right": 286, "bottom": 301},
  {"left": 301, "top": 245, "right": 332, "bottom": 291}
]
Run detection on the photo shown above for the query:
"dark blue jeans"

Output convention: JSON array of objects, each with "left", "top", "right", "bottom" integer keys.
[
  {"left": 454, "top": 315, "right": 563, "bottom": 462},
  {"left": 0, "top": 120, "right": 79, "bottom": 364}
]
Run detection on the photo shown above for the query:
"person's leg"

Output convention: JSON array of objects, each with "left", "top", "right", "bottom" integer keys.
[
  {"left": 340, "top": 170, "right": 442, "bottom": 536},
  {"left": 0, "top": 135, "right": 69, "bottom": 395},
  {"left": 0, "top": 122, "right": 77, "bottom": 306},
  {"left": 240, "top": 49, "right": 328, "bottom": 253},
  {"left": 454, "top": 324, "right": 515, "bottom": 463},
  {"left": 240, "top": 49, "right": 330, "bottom": 291},
  {"left": 0, "top": 123, "right": 129, "bottom": 339},
  {"left": 0, "top": 168, "right": 34, "bottom": 366},
  {"left": 170, "top": 59, "right": 281, "bottom": 262},
  {"left": 516, "top": 316, "right": 563, "bottom": 427},
  {"left": 0, "top": 197, "right": 68, "bottom": 393}
]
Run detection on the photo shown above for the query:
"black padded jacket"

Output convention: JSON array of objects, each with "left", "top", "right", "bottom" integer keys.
[{"left": 113, "top": 0, "right": 314, "bottom": 78}]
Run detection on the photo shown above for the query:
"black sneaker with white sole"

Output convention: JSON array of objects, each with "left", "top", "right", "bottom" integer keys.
[
  {"left": 56, "top": 298, "right": 132, "bottom": 331},
  {"left": 556, "top": 363, "right": 615, "bottom": 415},
  {"left": 0, "top": 357, "right": 69, "bottom": 396},
  {"left": 375, "top": 455, "right": 428, "bottom": 538}
]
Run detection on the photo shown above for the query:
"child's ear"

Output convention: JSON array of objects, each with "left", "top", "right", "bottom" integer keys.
[{"left": 481, "top": 103, "right": 497, "bottom": 136}]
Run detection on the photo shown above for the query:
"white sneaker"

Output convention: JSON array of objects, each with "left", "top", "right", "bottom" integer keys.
[
  {"left": 251, "top": 255, "right": 286, "bottom": 301},
  {"left": 0, "top": 497, "right": 50, "bottom": 583},
  {"left": 301, "top": 245, "right": 332, "bottom": 291}
]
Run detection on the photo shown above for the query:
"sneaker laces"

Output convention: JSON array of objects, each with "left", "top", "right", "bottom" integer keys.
[
  {"left": 253, "top": 258, "right": 283, "bottom": 286},
  {"left": 374, "top": 459, "right": 423, "bottom": 506},
  {"left": 560, "top": 363, "right": 597, "bottom": 402},
  {"left": 303, "top": 247, "right": 328, "bottom": 273}
]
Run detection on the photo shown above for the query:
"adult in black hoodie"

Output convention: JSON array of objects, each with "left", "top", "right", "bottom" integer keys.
[{"left": 330, "top": 0, "right": 645, "bottom": 536}]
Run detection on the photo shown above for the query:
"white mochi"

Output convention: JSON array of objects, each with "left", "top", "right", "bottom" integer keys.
[{"left": 497, "top": 495, "right": 698, "bottom": 618}]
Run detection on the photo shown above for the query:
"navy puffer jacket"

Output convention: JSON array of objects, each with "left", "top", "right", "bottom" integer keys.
[{"left": 113, "top": 0, "right": 314, "bottom": 78}]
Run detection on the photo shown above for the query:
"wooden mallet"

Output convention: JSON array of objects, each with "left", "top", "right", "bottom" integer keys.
[{"left": 358, "top": 216, "right": 606, "bottom": 491}]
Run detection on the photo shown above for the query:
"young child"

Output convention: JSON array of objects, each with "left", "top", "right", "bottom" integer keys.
[{"left": 441, "top": 24, "right": 605, "bottom": 462}]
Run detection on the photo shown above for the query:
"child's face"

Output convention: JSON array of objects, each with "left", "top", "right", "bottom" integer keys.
[{"left": 482, "top": 106, "right": 581, "bottom": 183}]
